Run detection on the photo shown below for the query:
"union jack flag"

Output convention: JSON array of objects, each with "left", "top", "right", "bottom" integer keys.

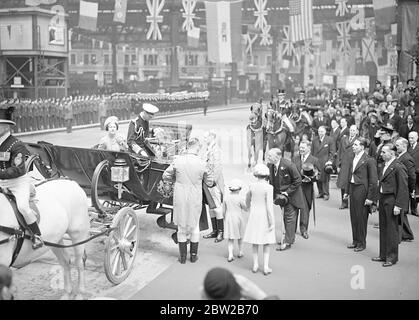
[
  {"left": 336, "top": 20, "right": 352, "bottom": 55},
  {"left": 181, "top": 0, "right": 197, "bottom": 32},
  {"left": 146, "top": 0, "right": 165, "bottom": 41}
]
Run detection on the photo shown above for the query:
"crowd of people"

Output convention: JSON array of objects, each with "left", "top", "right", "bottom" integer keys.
[
  {"left": 165, "top": 78, "right": 419, "bottom": 276},
  {"left": 0, "top": 91, "right": 210, "bottom": 134}
]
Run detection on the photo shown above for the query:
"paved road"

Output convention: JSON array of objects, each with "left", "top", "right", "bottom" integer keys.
[{"left": 17, "top": 104, "right": 419, "bottom": 300}]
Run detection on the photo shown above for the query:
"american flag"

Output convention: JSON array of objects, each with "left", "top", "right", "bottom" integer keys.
[{"left": 289, "top": 0, "right": 313, "bottom": 43}]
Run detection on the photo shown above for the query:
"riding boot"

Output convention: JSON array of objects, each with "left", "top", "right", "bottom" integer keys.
[
  {"left": 190, "top": 242, "right": 199, "bottom": 263},
  {"left": 203, "top": 217, "right": 218, "bottom": 239},
  {"left": 178, "top": 242, "right": 187, "bottom": 264},
  {"left": 27, "top": 222, "right": 44, "bottom": 250},
  {"left": 215, "top": 219, "right": 224, "bottom": 243}
]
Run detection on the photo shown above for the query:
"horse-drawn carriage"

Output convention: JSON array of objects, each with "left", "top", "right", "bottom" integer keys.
[
  {"left": 0, "top": 121, "right": 215, "bottom": 296},
  {"left": 20, "top": 122, "right": 198, "bottom": 285}
]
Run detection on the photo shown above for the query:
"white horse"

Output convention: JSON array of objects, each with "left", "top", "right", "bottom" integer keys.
[{"left": 0, "top": 179, "right": 90, "bottom": 300}]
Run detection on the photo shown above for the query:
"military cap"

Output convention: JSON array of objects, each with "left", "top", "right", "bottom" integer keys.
[{"left": 143, "top": 103, "right": 159, "bottom": 114}]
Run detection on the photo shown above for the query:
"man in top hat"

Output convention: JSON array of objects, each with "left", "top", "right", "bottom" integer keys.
[
  {"left": 344, "top": 137, "right": 378, "bottom": 252},
  {"left": 408, "top": 131, "right": 419, "bottom": 216},
  {"left": 0, "top": 106, "right": 43, "bottom": 249},
  {"left": 292, "top": 140, "right": 320, "bottom": 239},
  {"left": 266, "top": 148, "right": 305, "bottom": 251},
  {"left": 127, "top": 103, "right": 159, "bottom": 157},
  {"left": 277, "top": 89, "right": 287, "bottom": 110},
  {"left": 296, "top": 90, "right": 306, "bottom": 106}
]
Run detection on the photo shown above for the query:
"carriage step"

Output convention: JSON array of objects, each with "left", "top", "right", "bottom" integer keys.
[{"left": 146, "top": 207, "right": 172, "bottom": 215}]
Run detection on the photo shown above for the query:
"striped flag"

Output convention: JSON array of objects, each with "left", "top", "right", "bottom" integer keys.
[
  {"left": 78, "top": 1, "right": 98, "bottom": 31},
  {"left": 320, "top": 40, "right": 333, "bottom": 67},
  {"left": 289, "top": 0, "right": 313, "bottom": 43},
  {"left": 205, "top": 0, "right": 242, "bottom": 63}
]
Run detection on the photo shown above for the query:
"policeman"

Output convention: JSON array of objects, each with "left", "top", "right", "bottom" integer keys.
[{"left": 127, "top": 103, "right": 159, "bottom": 157}]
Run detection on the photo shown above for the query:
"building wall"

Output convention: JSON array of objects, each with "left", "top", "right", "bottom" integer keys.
[{"left": 0, "top": 15, "right": 32, "bottom": 50}]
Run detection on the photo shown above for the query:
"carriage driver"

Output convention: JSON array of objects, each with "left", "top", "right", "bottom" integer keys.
[
  {"left": 127, "top": 103, "right": 159, "bottom": 157},
  {"left": 0, "top": 106, "right": 43, "bottom": 250}
]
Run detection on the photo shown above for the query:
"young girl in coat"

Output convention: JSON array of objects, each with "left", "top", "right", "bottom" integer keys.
[
  {"left": 223, "top": 179, "right": 247, "bottom": 262},
  {"left": 243, "top": 163, "right": 276, "bottom": 275}
]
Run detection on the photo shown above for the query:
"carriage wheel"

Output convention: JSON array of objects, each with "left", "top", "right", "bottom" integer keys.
[
  {"left": 104, "top": 207, "right": 140, "bottom": 284},
  {"left": 25, "top": 155, "right": 53, "bottom": 179},
  {"left": 91, "top": 160, "right": 121, "bottom": 216}
]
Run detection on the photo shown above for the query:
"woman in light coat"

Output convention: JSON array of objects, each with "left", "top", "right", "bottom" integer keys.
[{"left": 243, "top": 163, "right": 276, "bottom": 275}]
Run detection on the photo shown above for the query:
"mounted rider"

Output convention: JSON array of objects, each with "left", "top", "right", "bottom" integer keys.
[{"left": 0, "top": 106, "right": 43, "bottom": 250}]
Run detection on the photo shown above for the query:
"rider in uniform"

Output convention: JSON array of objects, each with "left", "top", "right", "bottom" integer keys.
[
  {"left": 0, "top": 106, "right": 43, "bottom": 249},
  {"left": 127, "top": 103, "right": 159, "bottom": 157}
]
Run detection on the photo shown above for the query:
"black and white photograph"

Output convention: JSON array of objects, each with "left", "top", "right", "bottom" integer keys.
[{"left": 0, "top": 0, "right": 418, "bottom": 307}]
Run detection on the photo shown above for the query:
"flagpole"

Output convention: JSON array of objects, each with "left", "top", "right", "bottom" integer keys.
[
  {"left": 170, "top": 0, "right": 180, "bottom": 91},
  {"left": 271, "top": 27, "right": 278, "bottom": 94}
]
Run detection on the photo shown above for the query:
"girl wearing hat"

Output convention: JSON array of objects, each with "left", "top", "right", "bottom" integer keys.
[
  {"left": 223, "top": 179, "right": 247, "bottom": 262},
  {"left": 243, "top": 163, "right": 276, "bottom": 275},
  {"left": 98, "top": 116, "right": 128, "bottom": 152}
]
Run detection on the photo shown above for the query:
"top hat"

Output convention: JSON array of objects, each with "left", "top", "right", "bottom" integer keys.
[
  {"left": 277, "top": 89, "right": 285, "bottom": 95},
  {"left": 302, "top": 162, "right": 315, "bottom": 177},
  {"left": 299, "top": 90, "right": 306, "bottom": 94},
  {"left": 274, "top": 193, "right": 289, "bottom": 207},
  {"left": 324, "top": 162, "right": 336, "bottom": 175},
  {"left": 0, "top": 106, "right": 16, "bottom": 126}
]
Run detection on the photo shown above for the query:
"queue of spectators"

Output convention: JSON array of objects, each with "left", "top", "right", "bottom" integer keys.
[{"left": 0, "top": 91, "right": 210, "bottom": 134}]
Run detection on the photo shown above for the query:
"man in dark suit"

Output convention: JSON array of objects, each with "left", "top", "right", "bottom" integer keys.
[
  {"left": 372, "top": 144, "right": 409, "bottom": 267},
  {"left": 267, "top": 148, "right": 305, "bottom": 251},
  {"left": 312, "top": 109, "right": 330, "bottom": 134},
  {"left": 293, "top": 141, "right": 320, "bottom": 239},
  {"left": 330, "top": 119, "right": 341, "bottom": 152},
  {"left": 385, "top": 105, "right": 402, "bottom": 133},
  {"left": 395, "top": 137, "right": 415, "bottom": 242},
  {"left": 408, "top": 131, "right": 419, "bottom": 216},
  {"left": 400, "top": 114, "right": 418, "bottom": 139},
  {"left": 344, "top": 138, "right": 378, "bottom": 252},
  {"left": 311, "top": 126, "right": 336, "bottom": 200},
  {"left": 336, "top": 125, "right": 358, "bottom": 209},
  {"left": 337, "top": 118, "right": 349, "bottom": 147}
]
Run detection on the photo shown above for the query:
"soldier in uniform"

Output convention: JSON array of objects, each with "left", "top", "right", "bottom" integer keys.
[
  {"left": 0, "top": 106, "right": 43, "bottom": 249},
  {"left": 64, "top": 97, "right": 73, "bottom": 133},
  {"left": 127, "top": 103, "right": 159, "bottom": 157}
]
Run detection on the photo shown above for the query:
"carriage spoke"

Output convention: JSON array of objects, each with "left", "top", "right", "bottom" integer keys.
[
  {"left": 121, "top": 252, "right": 128, "bottom": 271},
  {"left": 112, "top": 251, "right": 121, "bottom": 275},
  {"left": 123, "top": 216, "right": 133, "bottom": 237},
  {"left": 125, "top": 225, "right": 137, "bottom": 239}
]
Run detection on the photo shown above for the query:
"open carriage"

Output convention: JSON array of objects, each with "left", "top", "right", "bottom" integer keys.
[{"left": 23, "top": 121, "right": 213, "bottom": 285}]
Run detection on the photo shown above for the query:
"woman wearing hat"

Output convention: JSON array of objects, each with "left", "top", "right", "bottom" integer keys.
[
  {"left": 0, "top": 107, "right": 43, "bottom": 249},
  {"left": 243, "top": 163, "right": 275, "bottom": 275},
  {"left": 223, "top": 179, "right": 247, "bottom": 262},
  {"left": 98, "top": 116, "right": 128, "bottom": 152}
]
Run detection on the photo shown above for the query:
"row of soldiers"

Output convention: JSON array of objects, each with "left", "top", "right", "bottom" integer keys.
[{"left": 0, "top": 91, "right": 210, "bottom": 133}]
